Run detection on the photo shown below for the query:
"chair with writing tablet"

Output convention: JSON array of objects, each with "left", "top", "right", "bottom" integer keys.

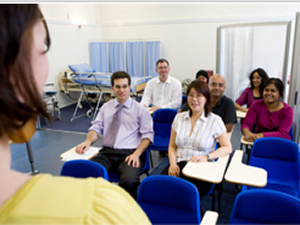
[
  {"left": 60, "top": 159, "right": 109, "bottom": 180},
  {"left": 240, "top": 125, "right": 294, "bottom": 163},
  {"left": 229, "top": 189, "right": 300, "bottom": 224},
  {"left": 241, "top": 137, "right": 300, "bottom": 198},
  {"left": 147, "top": 108, "right": 178, "bottom": 168}
]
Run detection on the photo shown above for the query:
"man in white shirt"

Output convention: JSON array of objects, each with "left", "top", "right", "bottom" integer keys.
[{"left": 140, "top": 58, "right": 182, "bottom": 113}]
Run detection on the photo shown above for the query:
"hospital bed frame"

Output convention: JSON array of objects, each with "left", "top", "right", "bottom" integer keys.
[{"left": 60, "top": 70, "right": 151, "bottom": 123}]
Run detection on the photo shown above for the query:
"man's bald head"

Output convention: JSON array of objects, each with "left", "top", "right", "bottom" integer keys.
[{"left": 209, "top": 74, "right": 226, "bottom": 98}]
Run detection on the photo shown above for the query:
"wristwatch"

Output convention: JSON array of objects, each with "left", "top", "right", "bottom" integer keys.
[{"left": 205, "top": 154, "right": 212, "bottom": 162}]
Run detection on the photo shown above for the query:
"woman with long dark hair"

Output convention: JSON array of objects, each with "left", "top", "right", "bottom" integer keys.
[
  {"left": 235, "top": 68, "right": 269, "bottom": 112},
  {"left": 0, "top": 5, "right": 150, "bottom": 224}
]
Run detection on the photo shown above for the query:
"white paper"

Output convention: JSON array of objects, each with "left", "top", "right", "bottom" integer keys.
[{"left": 61, "top": 146, "right": 102, "bottom": 161}]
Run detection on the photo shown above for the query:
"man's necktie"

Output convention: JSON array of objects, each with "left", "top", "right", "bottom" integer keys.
[{"left": 103, "top": 104, "right": 123, "bottom": 148}]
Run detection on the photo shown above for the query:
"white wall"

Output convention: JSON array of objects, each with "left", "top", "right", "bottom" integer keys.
[
  {"left": 40, "top": 4, "right": 101, "bottom": 107},
  {"left": 98, "top": 3, "right": 300, "bottom": 82},
  {"left": 39, "top": 3, "right": 300, "bottom": 107}
]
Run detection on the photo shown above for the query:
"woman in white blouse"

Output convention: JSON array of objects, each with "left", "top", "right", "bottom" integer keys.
[{"left": 164, "top": 80, "right": 232, "bottom": 197}]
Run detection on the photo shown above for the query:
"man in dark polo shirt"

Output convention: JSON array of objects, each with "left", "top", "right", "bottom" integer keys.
[{"left": 209, "top": 74, "right": 237, "bottom": 133}]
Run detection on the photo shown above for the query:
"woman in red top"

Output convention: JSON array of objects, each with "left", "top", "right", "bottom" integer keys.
[{"left": 241, "top": 78, "right": 293, "bottom": 142}]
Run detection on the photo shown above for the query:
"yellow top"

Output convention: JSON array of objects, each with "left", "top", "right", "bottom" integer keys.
[{"left": 0, "top": 174, "right": 151, "bottom": 224}]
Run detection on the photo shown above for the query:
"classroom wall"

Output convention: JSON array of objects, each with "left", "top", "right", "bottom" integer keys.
[
  {"left": 40, "top": 4, "right": 101, "bottom": 107},
  {"left": 39, "top": 3, "right": 300, "bottom": 107},
  {"left": 98, "top": 3, "right": 300, "bottom": 81}
]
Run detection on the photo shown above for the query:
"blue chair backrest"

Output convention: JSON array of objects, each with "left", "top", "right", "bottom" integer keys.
[
  {"left": 60, "top": 159, "right": 109, "bottom": 180},
  {"left": 250, "top": 137, "right": 299, "bottom": 161},
  {"left": 152, "top": 108, "right": 178, "bottom": 139},
  {"left": 230, "top": 189, "right": 300, "bottom": 224},
  {"left": 137, "top": 175, "right": 201, "bottom": 224},
  {"left": 245, "top": 137, "right": 300, "bottom": 197}
]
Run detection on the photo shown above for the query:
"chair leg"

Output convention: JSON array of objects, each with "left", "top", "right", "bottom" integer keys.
[
  {"left": 212, "top": 190, "right": 215, "bottom": 211},
  {"left": 246, "top": 146, "right": 251, "bottom": 164},
  {"left": 240, "top": 143, "right": 243, "bottom": 151},
  {"left": 149, "top": 150, "right": 154, "bottom": 169},
  {"left": 26, "top": 142, "right": 38, "bottom": 175},
  {"left": 219, "top": 181, "right": 223, "bottom": 196},
  {"left": 218, "top": 184, "right": 222, "bottom": 216}
]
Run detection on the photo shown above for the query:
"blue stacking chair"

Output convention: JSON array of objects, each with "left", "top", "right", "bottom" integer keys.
[
  {"left": 230, "top": 189, "right": 300, "bottom": 224},
  {"left": 148, "top": 108, "right": 178, "bottom": 167},
  {"left": 137, "top": 175, "right": 201, "bottom": 225},
  {"left": 242, "top": 137, "right": 300, "bottom": 198},
  {"left": 108, "top": 149, "right": 150, "bottom": 182},
  {"left": 60, "top": 159, "right": 109, "bottom": 180}
]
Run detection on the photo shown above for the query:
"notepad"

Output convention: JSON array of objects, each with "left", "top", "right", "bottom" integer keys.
[{"left": 60, "top": 146, "right": 102, "bottom": 161}]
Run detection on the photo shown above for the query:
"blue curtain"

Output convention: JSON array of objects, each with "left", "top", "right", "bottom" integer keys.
[
  {"left": 90, "top": 42, "right": 108, "bottom": 72},
  {"left": 145, "top": 41, "right": 160, "bottom": 78},
  {"left": 108, "top": 42, "right": 125, "bottom": 73},
  {"left": 90, "top": 41, "right": 160, "bottom": 76},
  {"left": 126, "top": 41, "right": 144, "bottom": 77}
]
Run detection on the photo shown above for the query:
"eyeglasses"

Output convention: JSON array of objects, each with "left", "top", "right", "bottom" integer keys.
[
  {"left": 188, "top": 94, "right": 203, "bottom": 99},
  {"left": 114, "top": 84, "right": 129, "bottom": 90}
]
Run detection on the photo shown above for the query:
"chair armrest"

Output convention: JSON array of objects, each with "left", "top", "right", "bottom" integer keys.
[
  {"left": 240, "top": 135, "right": 254, "bottom": 146},
  {"left": 224, "top": 150, "right": 267, "bottom": 187},
  {"left": 200, "top": 211, "right": 218, "bottom": 225}
]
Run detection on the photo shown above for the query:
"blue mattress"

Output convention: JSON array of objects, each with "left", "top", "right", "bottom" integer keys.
[
  {"left": 72, "top": 74, "right": 111, "bottom": 86},
  {"left": 72, "top": 74, "right": 152, "bottom": 93}
]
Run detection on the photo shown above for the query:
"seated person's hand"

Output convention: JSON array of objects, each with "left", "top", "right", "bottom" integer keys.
[
  {"left": 125, "top": 153, "right": 140, "bottom": 168},
  {"left": 243, "top": 132, "right": 256, "bottom": 142},
  {"left": 253, "top": 133, "right": 264, "bottom": 139},
  {"left": 75, "top": 141, "right": 90, "bottom": 154},
  {"left": 189, "top": 155, "right": 207, "bottom": 163},
  {"left": 168, "top": 164, "right": 180, "bottom": 177}
]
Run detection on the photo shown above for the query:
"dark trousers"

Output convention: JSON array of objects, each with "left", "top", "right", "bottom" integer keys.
[
  {"left": 91, "top": 148, "right": 145, "bottom": 199},
  {"left": 162, "top": 161, "right": 213, "bottom": 198}
]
